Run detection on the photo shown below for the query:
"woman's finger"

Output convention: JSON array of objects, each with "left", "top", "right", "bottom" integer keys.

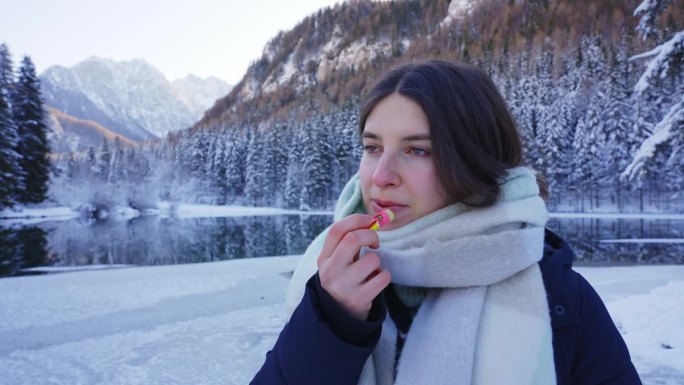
[
  {"left": 317, "top": 214, "right": 374, "bottom": 265},
  {"left": 325, "top": 229, "right": 379, "bottom": 272},
  {"left": 345, "top": 252, "right": 382, "bottom": 285},
  {"left": 359, "top": 269, "right": 392, "bottom": 301}
]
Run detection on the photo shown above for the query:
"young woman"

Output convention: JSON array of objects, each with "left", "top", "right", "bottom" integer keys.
[{"left": 251, "top": 60, "right": 641, "bottom": 385}]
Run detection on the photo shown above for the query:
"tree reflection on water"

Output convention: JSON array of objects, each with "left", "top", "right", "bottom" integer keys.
[{"left": 0, "top": 215, "right": 682, "bottom": 278}]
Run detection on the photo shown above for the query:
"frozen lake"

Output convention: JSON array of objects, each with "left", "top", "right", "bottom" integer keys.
[{"left": 1, "top": 206, "right": 683, "bottom": 277}]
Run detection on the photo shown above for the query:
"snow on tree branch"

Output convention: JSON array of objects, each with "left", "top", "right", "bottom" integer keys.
[
  {"left": 634, "top": 0, "right": 657, "bottom": 16},
  {"left": 634, "top": 0, "right": 673, "bottom": 41},
  {"left": 622, "top": 94, "right": 684, "bottom": 181},
  {"left": 631, "top": 30, "right": 684, "bottom": 95}
]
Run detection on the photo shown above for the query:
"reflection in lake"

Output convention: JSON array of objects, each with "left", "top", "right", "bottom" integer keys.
[
  {"left": 547, "top": 217, "right": 684, "bottom": 265},
  {"left": 0, "top": 215, "right": 332, "bottom": 278},
  {"left": 0, "top": 215, "right": 682, "bottom": 277}
]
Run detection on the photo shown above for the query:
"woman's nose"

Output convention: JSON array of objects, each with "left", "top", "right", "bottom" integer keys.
[{"left": 372, "top": 153, "right": 400, "bottom": 187}]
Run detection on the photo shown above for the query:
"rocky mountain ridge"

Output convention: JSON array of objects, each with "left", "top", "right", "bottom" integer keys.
[{"left": 41, "top": 57, "right": 231, "bottom": 142}]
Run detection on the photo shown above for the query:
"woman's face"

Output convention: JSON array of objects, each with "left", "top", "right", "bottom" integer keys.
[{"left": 360, "top": 93, "right": 450, "bottom": 230}]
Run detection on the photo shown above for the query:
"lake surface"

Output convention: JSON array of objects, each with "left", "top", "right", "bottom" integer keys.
[{"left": 1, "top": 214, "right": 683, "bottom": 277}]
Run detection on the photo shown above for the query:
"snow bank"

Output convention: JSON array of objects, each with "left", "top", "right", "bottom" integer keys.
[
  {"left": 0, "top": 257, "right": 682, "bottom": 384},
  {"left": 0, "top": 256, "right": 299, "bottom": 385},
  {"left": 578, "top": 265, "right": 684, "bottom": 383}
]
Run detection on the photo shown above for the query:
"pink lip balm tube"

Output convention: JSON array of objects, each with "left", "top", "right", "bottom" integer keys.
[{"left": 367, "top": 209, "right": 395, "bottom": 231}]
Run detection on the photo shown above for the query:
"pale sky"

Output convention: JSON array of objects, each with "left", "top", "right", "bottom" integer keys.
[{"left": 0, "top": 0, "right": 343, "bottom": 84}]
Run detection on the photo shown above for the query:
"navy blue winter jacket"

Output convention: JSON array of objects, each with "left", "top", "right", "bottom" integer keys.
[{"left": 250, "top": 229, "right": 641, "bottom": 384}]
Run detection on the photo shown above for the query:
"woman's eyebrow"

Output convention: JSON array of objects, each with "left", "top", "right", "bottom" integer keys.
[
  {"left": 402, "top": 134, "right": 431, "bottom": 141},
  {"left": 362, "top": 132, "right": 431, "bottom": 141}
]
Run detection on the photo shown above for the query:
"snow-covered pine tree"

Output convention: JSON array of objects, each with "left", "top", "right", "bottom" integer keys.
[
  {"left": 201, "top": 133, "right": 220, "bottom": 202},
  {"left": 189, "top": 132, "right": 209, "bottom": 181},
  {"left": 623, "top": 0, "right": 683, "bottom": 201},
  {"left": 533, "top": 46, "right": 556, "bottom": 176},
  {"left": 571, "top": 89, "right": 603, "bottom": 211},
  {"left": 244, "top": 126, "right": 265, "bottom": 206},
  {"left": 284, "top": 122, "right": 304, "bottom": 209},
  {"left": 541, "top": 57, "right": 578, "bottom": 204},
  {"left": 12, "top": 56, "right": 50, "bottom": 204},
  {"left": 127, "top": 146, "right": 153, "bottom": 203},
  {"left": 260, "top": 125, "right": 279, "bottom": 206},
  {"left": 515, "top": 74, "right": 539, "bottom": 166},
  {"left": 270, "top": 121, "right": 288, "bottom": 197},
  {"left": 85, "top": 145, "right": 96, "bottom": 177},
  {"left": 509, "top": 52, "right": 542, "bottom": 168},
  {"left": 599, "top": 46, "right": 634, "bottom": 208},
  {"left": 211, "top": 133, "right": 229, "bottom": 205},
  {"left": 566, "top": 36, "right": 610, "bottom": 210},
  {"left": 334, "top": 102, "right": 361, "bottom": 190},
  {"left": 300, "top": 114, "right": 334, "bottom": 210},
  {"left": 95, "top": 138, "right": 112, "bottom": 183},
  {"left": 224, "top": 126, "right": 247, "bottom": 201},
  {"left": 110, "top": 136, "right": 126, "bottom": 186},
  {"left": 0, "top": 44, "right": 23, "bottom": 207},
  {"left": 65, "top": 152, "right": 79, "bottom": 181},
  {"left": 634, "top": 0, "right": 674, "bottom": 42}
]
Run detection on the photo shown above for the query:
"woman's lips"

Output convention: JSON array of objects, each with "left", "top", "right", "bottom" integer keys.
[{"left": 371, "top": 200, "right": 407, "bottom": 217}]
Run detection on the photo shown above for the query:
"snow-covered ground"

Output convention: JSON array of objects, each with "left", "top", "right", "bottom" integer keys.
[{"left": 0, "top": 256, "right": 683, "bottom": 385}]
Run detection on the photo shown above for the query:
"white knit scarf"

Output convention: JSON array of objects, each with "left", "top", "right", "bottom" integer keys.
[{"left": 285, "top": 167, "right": 556, "bottom": 385}]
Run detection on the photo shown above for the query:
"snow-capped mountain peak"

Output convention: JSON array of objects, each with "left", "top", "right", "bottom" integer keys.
[{"left": 40, "top": 58, "right": 231, "bottom": 141}]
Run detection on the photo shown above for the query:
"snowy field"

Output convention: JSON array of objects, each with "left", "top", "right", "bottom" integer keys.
[{"left": 1, "top": 256, "right": 683, "bottom": 385}]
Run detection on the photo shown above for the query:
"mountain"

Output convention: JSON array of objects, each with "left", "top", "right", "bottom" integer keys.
[
  {"left": 198, "top": 0, "right": 441, "bottom": 125},
  {"left": 46, "top": 107, "right": 136, "bottom": 153},
  {"left": 40, "top": 57, "right": 231, "bottom": 141},
  {"left": 172, "top": 74, "right": 232, "bottom": 117}
]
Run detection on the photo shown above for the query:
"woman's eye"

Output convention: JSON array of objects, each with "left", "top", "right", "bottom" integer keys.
[
  {"left": 363, "top": 145, "right": 380, "bottom": 153},
  {"left": 409, "top": 147, "right": 431, "bottom": 157}
]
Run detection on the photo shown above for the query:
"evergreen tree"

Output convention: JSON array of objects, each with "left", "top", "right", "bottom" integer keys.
[
  {"left": 189, "top": 132, "right": 209, "bottom": 180},
  {"left": 66, "top": 152, "right": 79, "bottom": 180},
  {"left": 225, "top": 127, "right": 247, "bottom": 201},
  {"left": 571, "top": 90, "right": 603, "bottom": 210},
  {"left": 12, "top": 55, "right": 49, "bottom": 204},
  {"left": 514, "top": 74, "right": 540, "bottom": 166},
  {"left": 0, "top": 44, "right": 22, "bottom": 207},
  {"left": 623, "top": 1, "right": 683, "bottom": 188},
  {"left": 244, "top": 127, "right": 265, "bottom": 206},
  {"left": 96, "top": 138, "right": 112, "bottom": 183},
  {"left": 533, "top": 47, "right": 556, "bottom": 174},
  {"left": 211, "top": 134, "right": 229, "bottom": 205},
  {"left": 82, "top": 145, "right": 97, "bottom": 182},
  {"left": 541, "top": 88, "right": 576, "bottom": 201},
  {"left": 300, "top": 115, "right": 334, "bottom": 210},
  {"left": 260, "top": 126, "right": 278, "bottom": 206},
  {"left": 599, "top": 46, "right": 634, "bottom": 203},
  {"left": 284, "top": 123, "right": 305, "bottom": 209},
  {"left": 110, "top": 137, "right": 126, "bottom": 186},
  {"left": 273, "top": 121, "right": 290, "bottom": 206}
]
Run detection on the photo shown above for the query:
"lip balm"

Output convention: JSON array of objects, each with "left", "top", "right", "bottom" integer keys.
[{"left": 367, "top": 209, "right": 395, "bottom": 231}]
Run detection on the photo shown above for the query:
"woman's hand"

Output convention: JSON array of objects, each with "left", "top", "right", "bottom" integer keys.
[{"left": 317, "top": 214, "right": 392, "bottom": 321}]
